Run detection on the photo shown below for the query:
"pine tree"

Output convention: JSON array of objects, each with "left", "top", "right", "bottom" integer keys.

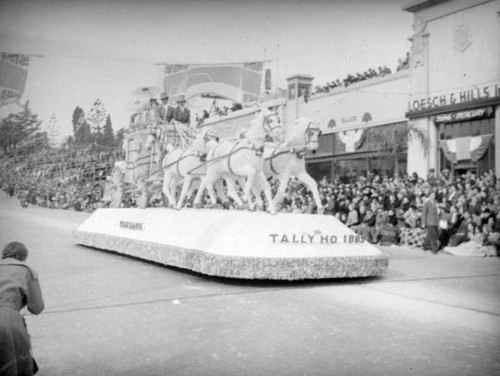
[
  {"left": 114, "top": 128, "right": 125, "bottom": 150},
  {"left": 102, "top": 114, "right": 115, "bottom": 147},
  {"left": 87, "top": 99, "right": 107, "bottom": 145},
  {"left": 0, "top": 101, "right": 41, "bottom": 154},
  {"left": 62, "top": 135, "right": 74, "bottom": 150},
  {"left": 72, "top": 107, "right": 92, "bottom": 145},
  {"left": 47, "top": 113, "right": 61, "bottom": 148}
]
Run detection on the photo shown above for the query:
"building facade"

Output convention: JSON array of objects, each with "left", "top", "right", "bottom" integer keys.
[
  {"left": 285, "top": 72, "right": 410, "bottom": 183},
  {"left": 404, "top": 0, "right": 500, "bottom": 177},
  {"left": 193, "top": 0, "right": 500, "bottom": 182}
]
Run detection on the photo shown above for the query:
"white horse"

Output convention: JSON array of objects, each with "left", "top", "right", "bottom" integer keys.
[
  {"left": 251, "top": 117, "right": 324, "bottom": 214},
  {"left": 192, "top": 109, "right": 281, "bottom": 213},
  {"left": 161, "top": 127, "right": 218, "bottom": 208}
]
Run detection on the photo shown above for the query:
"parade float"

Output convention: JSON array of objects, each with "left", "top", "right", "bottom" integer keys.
[{"left": 74, "top": 81, "right": 389, "bottom": 280}]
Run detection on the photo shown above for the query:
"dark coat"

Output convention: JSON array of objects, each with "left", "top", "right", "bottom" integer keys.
[
  {"left": 0, "top": 259, "right": 45, "bottom": 375},
  {"left": 174, "top": 106, "right": 190, "bottom": 125},
  {"left": 422, "top": 198, "right": 440, "bottom": 227},
  {"left": 158, "top": 105, "right": 174, "bottom": 123}
]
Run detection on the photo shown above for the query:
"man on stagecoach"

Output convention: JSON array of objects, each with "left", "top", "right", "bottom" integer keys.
[
  {"left": 159, "top": 92, "right": 175, "bottom": 124},
  {"left": 173, "top": 94, "right": 190, "bottom": 126}
]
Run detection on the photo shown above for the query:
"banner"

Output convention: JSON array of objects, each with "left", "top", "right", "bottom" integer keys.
[
  {"left": 0, "top": 52, "right": 30, "bottom": 106},
  {"left": 337, "top": 128, "right": 367, "bottom": 152},
  {"left": 439, "top": 134, "right": 493, "bottom": 163}
]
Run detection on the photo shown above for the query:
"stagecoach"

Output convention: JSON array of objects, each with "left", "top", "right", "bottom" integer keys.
[
  {"left": 104, "top": 87, "right": 192, "bottom": 208},
  {"left": 104, "top": 86, "right": 323, "bottom": 213}
]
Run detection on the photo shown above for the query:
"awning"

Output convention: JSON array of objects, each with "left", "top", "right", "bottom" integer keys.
[{"left": 439, "top": 134, "right": 493, "bottom": 163}]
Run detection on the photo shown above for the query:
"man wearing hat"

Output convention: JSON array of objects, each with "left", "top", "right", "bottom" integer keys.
[
  {"left": 174, "top": 94, "right": 190, "bottom": 126},
  {"left": 421, "top": 190, "right": 440, "bottom": 253},
  {"left": 159, "top": 92, "right": 174, "bottom": 124}
]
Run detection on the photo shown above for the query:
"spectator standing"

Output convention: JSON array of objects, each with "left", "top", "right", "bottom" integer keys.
[
  {"left": 422, "top": 190, "right": 440, "bottom": 253},
  {"left": 427, "top": 168, "right": 438, "bottom": 187},
  {"left": 0, "top": 242, "right": 45, "bottom": 375}
]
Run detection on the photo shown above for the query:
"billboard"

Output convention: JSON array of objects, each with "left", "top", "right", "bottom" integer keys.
[{"left": 163, "top": 62, "right": 271, "bottom": 104}]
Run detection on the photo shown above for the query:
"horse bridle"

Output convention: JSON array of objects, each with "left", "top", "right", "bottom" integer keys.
[
  {"left": 263, "top": 113, "right": 282, "bottom": 134},
  {"left": 305, "top": 121, "right": 322, "bottom": 145}
]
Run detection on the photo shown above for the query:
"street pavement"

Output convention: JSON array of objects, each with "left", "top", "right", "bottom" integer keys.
[{"left": 1, "top": 192, "right": 499, "bottom": 376}]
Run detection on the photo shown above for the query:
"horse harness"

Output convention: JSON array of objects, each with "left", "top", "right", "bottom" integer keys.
[
  {"left": 266, "top": 148, "right": 305, "bottom": 176},
  {"left": 162, "top": 150, "right": 206, "bottom": 176},
  {"left": 305, "top": 120, "right": 322, "bottom": 144}
]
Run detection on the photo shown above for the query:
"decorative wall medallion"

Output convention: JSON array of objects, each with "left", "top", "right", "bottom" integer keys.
[
  {"left": 413, "top": 17, "right": 426, "bottom": 34},
  {"left": 362, "top": 112, "right": 372, "bottom": 123},
  {"left": 454, "top": 25, "right": 472, "bottom": 52},
  {"left": 327, "top": 119, "right": 337, "bottom": 129}
]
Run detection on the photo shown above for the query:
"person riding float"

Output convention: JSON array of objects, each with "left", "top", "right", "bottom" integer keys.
[{"left": 173, "top": 94, "right": 190, "bottom": 126}]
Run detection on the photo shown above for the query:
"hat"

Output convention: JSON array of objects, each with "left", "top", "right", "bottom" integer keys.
[
  {"left": 176, "top": 94, "right": 187, "bottom": 103},
  {"left": 3, "top": 241, "right": 28, "bottom": 261},
  {"left": 160, "top": 92, "right": 169, "bottom": 100}
]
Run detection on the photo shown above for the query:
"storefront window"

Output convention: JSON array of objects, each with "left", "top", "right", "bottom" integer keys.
[
  {"left": 369, "top": 157, "right": 395, "bottom": 178},
  {"left": 307, "top": 161, "right": 332, "bottom": 182},
  {"left": 306, "top": 122, "right": 408, "bottom": 183},
  {"left": 334, "top": 159, "right": 368, "bottom": 183},
  {"left": 439, "top": 117, "right": 494, "bottom": 139}
]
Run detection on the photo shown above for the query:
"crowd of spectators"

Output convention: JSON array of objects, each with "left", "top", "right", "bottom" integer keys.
[
  {"left": 276, "top": 169, "right": 499, "bottom": 256},
  {"left": 314, "top": 52, "right": 410, "bottom": 94},
  {"left": 1, "top": 171, "right": 106, "bottom": 212},
  {"left": 0, "top": 146, "right": 119, "bottom": 212},
  {"left": 1, "top": 145, "right": 499, "bottom": 257},
  {"left": 396, "top": 52, "right": 410, "bottom": 71},
  {"left": 196, "top": 102, "right": 243, "bottom": 125},
  {"left": 314, "top": 65, "right": 392, "bottom": 94}
]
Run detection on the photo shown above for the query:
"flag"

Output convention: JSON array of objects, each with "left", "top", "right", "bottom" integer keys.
[
  {"left": 0, "top": 53, "right": 30, "bottom": 106},
  {"left": 440, "top": 134, "right": 493, "bottom": 163}
]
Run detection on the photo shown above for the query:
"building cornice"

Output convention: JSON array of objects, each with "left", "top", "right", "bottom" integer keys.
[{"left": 402, "top": 0, "right": 451, "bottom": 13}]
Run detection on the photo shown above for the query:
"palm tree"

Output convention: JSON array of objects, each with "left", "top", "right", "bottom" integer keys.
[{"left": 373, "top": 123, "right": 429, "bottom": 178}]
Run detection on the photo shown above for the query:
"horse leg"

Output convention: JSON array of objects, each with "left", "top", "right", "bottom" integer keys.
[
  {"left": 187, "top": 179, "right": 199, "bottom": 198},
  {"left": 162, "top": 172, "right": 174, "bottom": 207},
  {"left": 214, "top": 178, "right": 230, "bottom": 204},
  {"left": 205, "top": 179, "right": 218, "bottom": 207},
  {"left": 250, "top": 179, "right": 264, "bottom": 210},
  {"left": 243, "top": 169, "right": 257, "bottom": 210},
  {"left": 176, "top": 175, "right": 192, "bottom": 209},
  {"left": 193, "top": 175, "right": 212, "bottom": 208},
  {"left": 272, "top": 173, "right": 291, "bottom": 210},
  {"left": 224, "top": 177, "right": 244, "bottom": 207},
  {"left": 256, "top": 172, "right": 276, "bottom": 214},
  {"left": 297, "top": 171, "right": 324, "bottom": 214},
  {"left": 192, "top": 179, "right": 205, "bottom": 208},
  {"left": 170, "top": 177, "right": 179, "bottom": 206}
]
